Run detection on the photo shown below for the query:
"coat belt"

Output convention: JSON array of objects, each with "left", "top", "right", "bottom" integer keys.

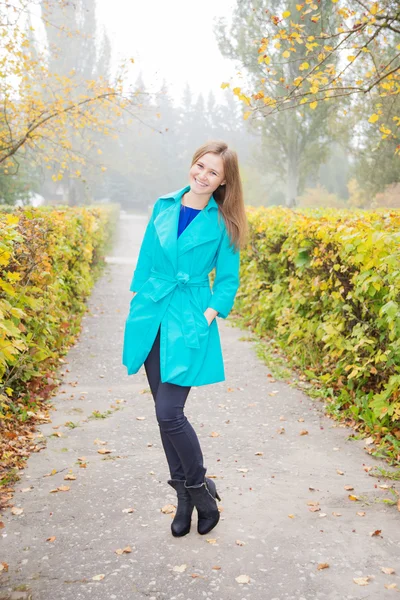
[{"left": 148, "top": 268, "right": 210, "bottom": 349}]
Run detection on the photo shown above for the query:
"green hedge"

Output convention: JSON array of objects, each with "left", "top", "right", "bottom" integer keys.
[
  {"left": 237, "top": 206, "right": 400, "bottom": 462},
  {"left": 0, "top": 204, "right": 119, "bottom": 420}
]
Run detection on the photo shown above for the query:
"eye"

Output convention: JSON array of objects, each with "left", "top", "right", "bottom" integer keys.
[
  {"left": 211, "top": 172, "right": 217, "bottom": 176},
  {"left": 197, "top": 163, "right": 203, "bottom": 168}
]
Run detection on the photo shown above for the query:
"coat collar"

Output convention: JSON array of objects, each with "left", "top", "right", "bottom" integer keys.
[
  {"left": 158, "top": 185, "right": 219, "bottom": 212},
  {"left": 154, "top": 185, "right": 222, "bottom": 271}
]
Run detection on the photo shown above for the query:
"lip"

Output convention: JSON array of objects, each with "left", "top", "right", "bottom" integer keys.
[{"left": 194, "top": 177, "right": 208, "bottom": 188}]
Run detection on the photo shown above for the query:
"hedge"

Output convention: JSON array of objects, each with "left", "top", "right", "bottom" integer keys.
[
  {"left": 237, "top": 206, "right": 400, "bottom": 462},
  {"left": 0, "top": 204, "right": 119, "bottom": 421}
]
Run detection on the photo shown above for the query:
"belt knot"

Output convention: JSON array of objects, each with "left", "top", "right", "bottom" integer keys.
[{"left": 176, "top": 271, "right": 190, "bottom": 288}]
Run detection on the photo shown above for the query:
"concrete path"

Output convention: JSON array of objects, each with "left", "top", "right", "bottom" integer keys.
[{"left": 1, "top": 212, "right": 399, "bottom": 600}]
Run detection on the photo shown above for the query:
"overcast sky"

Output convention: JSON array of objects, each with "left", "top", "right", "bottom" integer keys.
[{"left": 96, "top": 0, "right": 239, "bottom": 106}]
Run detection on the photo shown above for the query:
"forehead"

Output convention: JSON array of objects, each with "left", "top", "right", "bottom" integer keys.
[{"left": 196, "top": 152, "right": 224, "bottom": 171}]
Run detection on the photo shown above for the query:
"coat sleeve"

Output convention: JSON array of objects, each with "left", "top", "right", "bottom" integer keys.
[
  {"left": 208, "top": 228, "right": 240, "bottom": 319},
  {"left": 129, "top": 200, "right": 159, "bottom": 292}
]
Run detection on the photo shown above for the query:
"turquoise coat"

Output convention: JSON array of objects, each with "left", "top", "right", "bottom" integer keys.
[{"left": 122, "top": 185, "right": 240, "bottom": 387}]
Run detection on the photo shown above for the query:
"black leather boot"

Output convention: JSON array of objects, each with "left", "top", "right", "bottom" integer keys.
[
  {"left": 167, "top": 479, "right": 194, "bottom": 537},
  {"left": 184, "top": 477, "right": 221, "bottom": 535}
]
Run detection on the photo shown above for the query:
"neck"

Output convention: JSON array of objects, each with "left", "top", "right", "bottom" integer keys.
[{"left": 182, "top": 189, "right": 211, "bottom": 210}]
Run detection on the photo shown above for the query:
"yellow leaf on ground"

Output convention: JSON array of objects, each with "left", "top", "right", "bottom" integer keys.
[{"left": 353, "top": 576, "right": 371, "bottom": 586}]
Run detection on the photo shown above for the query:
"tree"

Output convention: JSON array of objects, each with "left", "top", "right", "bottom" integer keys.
[
  {"left": 219, "top": 0, "right": 400, "bottom": 153},
  {"left": 0, "top": 0, "right": 134, "bottom": 192},
  {"left": 216, "top": 0, "right": 338, "bottom": 204}
]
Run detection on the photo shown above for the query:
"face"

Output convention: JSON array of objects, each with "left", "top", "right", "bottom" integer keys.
[{"left": 189, "top": 152, "right": 226, "bottom": 196}]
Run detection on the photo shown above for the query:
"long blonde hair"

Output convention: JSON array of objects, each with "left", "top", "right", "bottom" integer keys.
[{"left": 191, "top": 141, "right": 248, "bottom": 252}]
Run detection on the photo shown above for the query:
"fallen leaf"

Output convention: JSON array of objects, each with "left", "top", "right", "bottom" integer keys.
[
  {"left": 307, "top": 501, "right": 319, "bottom": 506},
  {"left": 97, "top": 448, "right": 112, "bottom": 454},
  {"left": 300, "top": 429, "right": 309, "bottom": 435},
  {"left": 115, "top": 546, "right": 132, "bottom": 554},
  {"left": 356, "top": 511, "right": 366, "bottom": 516},
  {"left": 235, "top": 540, "right": 246, "bottom": 546},
  {"left": 370, "top": 529, "right": 382, "bottom": 537},
  {"left": 381, "top": 567, "right": 395, "bottom": 575},
  {"left": 136, "top": 416, "right": 145, "bottom": 420},
  {"left": 332, "top": 512, "right": 342, "bottom": 517},
  {"left": 277, "top": 427, "right": 285, "bottom": 434},
  {"left": 236, "top": 574, "right": 250, "bottom": 584},
  {"left": 378, "top": 484, "right": 390, "bottom": 490},
  {"left": 0, "top": 562, "right": 9, "bottom": 572},
  {"left": 11, "top": 507, "right": 24, "bottom": 515},
  {"left": 122, "top": 507, "right": 135, "bottom": 513},
  {"left": 344, "top": 485, "right": 354, "bottom": 491},
  {"left": 385, "top": 583, "right": 397, "bottom": 589},
  {"left": 206, "top": 538, "right": 217, "bottom": 544},
  {"left": 21, "top": 487, "right": 33, "bottom": 492},
  {"left": 364, "top": 436, "right": 375, "bottom": 445},
  {"left": 210, "top": 432, "right": 220, "bottom": 437},
  {"left": 237, "top": 468, "right": 248, "bottom": 473},
  {"left": 173, "top": 564, "right": 187, "bottom": 572},
  {"left": 298, "top": 417, "right": 305, "bottom": 422},
  {"left": 336, "top": 470, "right": 344, "bottom": 475},
  {"left": 64, "top": 473, "right": 76, "bottom": 480},
  {"left": 211, "top": 566, "right": 221, "bottom": 570},
  {"left": 309, "top": 506, "right": 321, "bottom": 512},
  {"left": 279, "top": 416, "right": 286, "bottom": 421},
  {"left": 255, "top": 452, "right": 263, "bottom": 456},
  {"left": 288, "top": 514, "right": 295, "bottom": 518},
  {"left": 46, "top": 536, "right": 56, "bottom": 542},
  {"left": 317, "top": 563, "right": 329, "bottom": 570},
  {"left": 92, "top": 574, "right": 105, "bottom": 581},
  {"left": 353, "top": 576, "right": 371, "bottom": 586},
  {"left": 93, "top": 439, "right": 107, "bottom": 445},
  {"left": 319, "top": 513, "right": 327, "bottom": 518},
  {"left": 348, "top": 494, "right": 359, "bottom": 501},
  {"left": 161, "top": 504, "right": 175, "bottom": 514}
]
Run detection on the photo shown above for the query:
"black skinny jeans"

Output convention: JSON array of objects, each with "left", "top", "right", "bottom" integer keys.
[{"left": 144, "top": 327, "right": 207, "bottom": 486}]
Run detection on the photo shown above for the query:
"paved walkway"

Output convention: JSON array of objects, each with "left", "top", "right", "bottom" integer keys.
[{"left": 1, "top": 212, "right": 399, "bottom": 600}]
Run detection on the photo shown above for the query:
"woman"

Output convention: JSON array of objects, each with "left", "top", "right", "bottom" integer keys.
[{"left": 122, "top": 140, "right": 248, "bottom": 537}]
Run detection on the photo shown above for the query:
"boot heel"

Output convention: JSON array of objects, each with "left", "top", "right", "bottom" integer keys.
[{"left": 215, "top": 491, "right": 221, "bottom": 502}]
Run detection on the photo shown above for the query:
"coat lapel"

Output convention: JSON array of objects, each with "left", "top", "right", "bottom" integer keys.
[{"left": 154, "top": 185, "right": 221, "bottom": 271}]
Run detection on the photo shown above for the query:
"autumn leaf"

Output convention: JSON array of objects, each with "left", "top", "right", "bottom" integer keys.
[
  {"left": 173, "top": 564, "right": 187, "bottom": 572},
  {"left": 236, "top": 574, "right": 250, "bottom": 584},
  {"left": 353, "top": 576, "right": 371, "bottom": 586},
  {"left": 381, "top": 566, "right": 395, "bottom": 575}
]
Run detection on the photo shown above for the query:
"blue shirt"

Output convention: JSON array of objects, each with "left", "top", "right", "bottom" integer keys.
[{"left": 177, "top": 204, "right": 201, "bottom": 238}]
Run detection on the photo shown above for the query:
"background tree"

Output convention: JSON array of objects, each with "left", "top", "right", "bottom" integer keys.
[
  {"left": 221, "top": 0, "right": 400, "bottom": 150},
  {"left": 216, "top": 0, "right": 339, "bottom": 205}
]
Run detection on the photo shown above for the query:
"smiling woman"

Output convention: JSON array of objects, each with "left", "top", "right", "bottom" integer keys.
[{"left": 122, "top": 139, "right": 248, "bottom": 540}]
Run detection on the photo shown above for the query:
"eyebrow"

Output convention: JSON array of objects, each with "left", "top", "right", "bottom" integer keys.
[{"left": 198, "top": 160, "right": 219, "bottom": 175}]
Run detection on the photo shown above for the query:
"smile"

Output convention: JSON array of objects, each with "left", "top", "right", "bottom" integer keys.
[{"left": 195, "top": 178, "right": 208, "bottom": 187}]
